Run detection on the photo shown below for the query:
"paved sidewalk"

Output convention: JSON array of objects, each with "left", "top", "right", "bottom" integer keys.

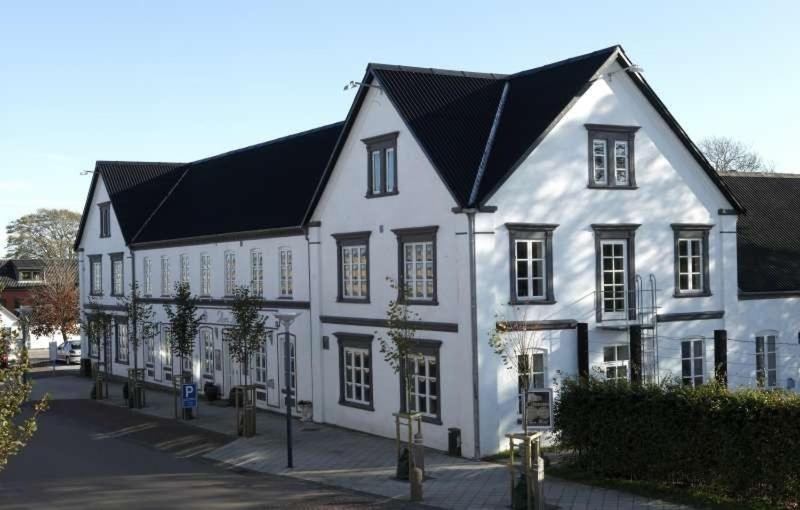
[{"left": 59, "top": 375, "right": 693, "bottom": 510}]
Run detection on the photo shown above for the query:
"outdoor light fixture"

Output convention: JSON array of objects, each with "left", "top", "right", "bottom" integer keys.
[
  {"left": 275, "top": 311, "right": 301, "bottom": 468},
  {"left": 343, "top": 80, "right": 383, "bottom": 93},
  {"left": 599, "top": 64, "right": 645, "bottom": 81}
]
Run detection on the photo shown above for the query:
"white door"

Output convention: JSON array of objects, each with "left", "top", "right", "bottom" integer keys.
[{"left": 600, "top": 240, "right": 628, "bottom": 321}]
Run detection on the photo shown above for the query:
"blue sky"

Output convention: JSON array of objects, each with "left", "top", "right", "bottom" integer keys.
[{"left": 1, "top": 1, "right": 798, "bottom": 253}]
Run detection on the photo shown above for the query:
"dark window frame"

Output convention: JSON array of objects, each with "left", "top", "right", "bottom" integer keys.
[
  {"left": 506, "top": 223, "right": 557, "bottom": 305},
  {"left": 333, "top": 231, "right": 371, "bottom": 303},
  {"left": 399, "top": 339, "right": 442, "bottom": 425},
  {"left": 88, "top": 254, "right": 103, "bottom": 296},
  {"left": 591, "top": 224, "right": 640, "bottom": 322},
  {"left": 114, "top": 318, "right": 129, "bottom": 365},
  {"left": 109, "top": 252, "right": 124, "bottom": 297},
  {"left": 363, "top": 132, "right": 399, "bottom": 198},
  {"left": 671, "top": 224, "right": 712, "bottom": 298},
  {"left": 98, "top": 202, "right": 111, "bottom": 238},
  {"left": 335, "top": 332, "right": 374, "bottom": 412},
  {"left": 585, "top": 124, "right": 639, "bottom": 189},
  {"left": 392, "top": 226, "right": 438, "bottom": 306}
]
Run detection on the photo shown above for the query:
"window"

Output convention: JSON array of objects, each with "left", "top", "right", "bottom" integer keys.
[
  {"left": 160, "top": 256, "right": 170, "bottom": 296},
  {"left": 593, "top": 225, "right": 638, "bottom": 322},
  {"left": 250, "top": 249, "right": 263, "bottom": 296},
  {"left": 224, "top": 251, "right": 236, "bottom": 296},
  {"left": 336, "top": 333, "right": 373, "bottom": 410},
  {"left": 115, "top": 321, "right": 129, "bottom": 364},
  {"left": 672, "top": 225, "right": 711, "bottom": 297},
  {"left": 143, "top": 257, "right": 152, "bottom": 296},
  {"left": 400, "top": 340, "right": 441, "bottom": 424},
  {"left": 518, "top": 351, "right": 546, "bottom": 414},
  {"left": 163, "top": 327, "right": 173, "bottom": 374},
  {"left": 200, "top": 254, "right": 211, "bottom": 296},
  {"left": 393, "top": 226, "right": 437, "bottom": 304},
  {"left": 144, "top": 324, "right": 155, "bottom": 366},
  {"left": 99, "top": 202, "right": 111, "bottom": 238},
  {"left": 89, "top": 255, "right": 102, "bottom": 295},
  {"left": 201, "top": 329, "right": 214, "bottom": 378},
  {"left": 585, "top": 125, "right": 638, "bottom": 188},
  {"left": 603, "top": 345, "right": 629, "bottom": 382},
  {"left": 755, "top": 333, "right": 777, "bottom": 388},
  {"left": 180, "top": 254, "right": 190, "bottom": 288},
  {"left": 19, "top": 270, "right": 42, "bottom": 282},
  {"left": 279, "top": 247, "right": 292, "bottom": 297},
  {"left": 110, "top": 253, "right": 123, "bottom": 296},
  {"left": 507, "top": 224, "right": 556, "bottom": 304},
  {"left": 334, "top": 232, "right": 370, "bottom": 302},
  {"left": 364, "top": 132, "right": 398, "bottom": 197},
  {"left": 254, "top": 347, "right": 266, "bottom": 386},
  {"left": 681, "top": 338, "right": 704, "bottom": 387}
]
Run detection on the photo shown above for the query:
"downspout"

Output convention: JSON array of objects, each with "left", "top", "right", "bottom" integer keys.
[
  {"left": 304, "top": 227, "right": 315, "bottom": 412},
  {"left": 130, "top": 247, "right": 138, "bottom": 372}
]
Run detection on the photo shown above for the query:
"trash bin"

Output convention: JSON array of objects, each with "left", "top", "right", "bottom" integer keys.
[{"left": 448, "top": 427, "right": 461, "bottom": 457}]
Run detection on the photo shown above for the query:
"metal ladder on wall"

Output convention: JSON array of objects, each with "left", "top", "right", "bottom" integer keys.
[{"left": 635, "top": 274, "right": 660, "bottom": 384}]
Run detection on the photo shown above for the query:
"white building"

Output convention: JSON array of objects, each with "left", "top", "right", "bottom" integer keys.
[{"left": 75, "top": 45, "right": 800, "bottom": 458}]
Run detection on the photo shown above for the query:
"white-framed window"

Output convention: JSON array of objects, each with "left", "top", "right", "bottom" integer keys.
[
  {"left": 614, "top": 140, "right": 629, "bottom": 185},
  {"left": 279, "top": 247, "right": 293, "bottom": 297},
  {"left": 143, "top": 256, "right": 152, "bottom": 296},
  {"left": 111, "top": 257, "right": 123, "bottom": 296},
  {"left": 115, "top": 322, "right": 129, "bottom": 363},
  {"left": 180, "top": 254, "right": 190, "bottom": 288},
  {"left": 755, "top": 332, "right": 777, "bottom": 388},
  {"left": 144, "top": 325, "right": 155, "bottom": 366},
  {"left": 99, "top": 202, "right": 111, "bottom": 238},
  {"left": 255, "top": 348, "right": 266, "bottom": 385},
  {"left": 163, "top": 327, "right": 173, "bottom": 370},
  {"left": 677, "top": 238, "right": 703, "bottom": 292},
  {"left": 288, "top": 340, "right": 296, "bottom": 391},
  {"left": 90, "top": 257, "right": 102, "bottom": 295},
  {"left": 201, "top": 329, "right": 214, "bottom": 377},
  {"left": 681, "top": 338, "right": 704, "bottom": 387},
  {"left": 404, "top": 241, "right": 434, "bottom": 301},
  {"left": 343, "top": 347, "right": 371, "bottom": 405},
  {"left": 371, "top": 150, "right": 382, "bottom": 194},
  {"left": 250, "top": 249, "right": 263, "bottom": 296},
  {"left": 603, "top": 345, "right": 629, "bottom": 382},
  {"left": 161, "top": 256, "right": 170, "bottom": 295},
  {"left": 342, "top": 244, "right": 368, "bottom": 299},
  {"left": 386, "top": 147, "right": 396, "bottom": 193},
  {"left": 600, "top": 241, "right": 627, "bottom": 319},
  {"left": 518, "top": 351, "right": 546, "bottom": 414},
  {"left": 366, "top": 134, "right": 398, "bottom": 196},
  {"left": 224, "top": 251, "right": 236, "bottom": 296},
  {"left": 592, "top": 139, "right": 607, "bottom": 185},
  {"left": 200, "top": 253, "right": 211, "bottom": 296},
  {"left": 514, "top": 239, "right": 546, "bottom": 300},
  {"left": 408, "top": 354, "right": 439, "bottom": 419}
]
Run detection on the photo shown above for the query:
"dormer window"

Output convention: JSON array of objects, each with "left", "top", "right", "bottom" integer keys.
[
  {"left": 363, "top": 132, "right": 398, "bottom": 197},
  {"left": 19, "top": 270, "right": 42, "bottom": 282},
  {"left": 586, "top": 125, "right": 639, "bottom": 188},
  {"left": 98, "top": 202, "right": 111, "bottom": 238}
]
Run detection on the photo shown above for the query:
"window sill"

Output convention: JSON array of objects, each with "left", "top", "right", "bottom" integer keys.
[
  {"left": 673, "top": 291, "right": 712, "bottom": 298},
  {"left": 365, "top": 191, "right": 399, "bottom": 199},
  {"left": 339, "top": 399, "right": 374, "bottom": 412},
  {"left": 116, "top": 360, "right": 129, "bottom": 366},
  {"left": 277, "top": 296, "right": 294, "bottom": 300},
  {"left": 587, "top": 184, "right": 638, "bottom": 190},
  {"left": 399, "top": 299, "right": 439, "bottom": 306},
  {"left": 420, "top": 415, "right": 443, "bottom": 426},
  {"left": 202, "top": 374, "right": 214, "bottom": 381},
  {"left": 509, "top": 299, "right": 556, "bottom": 306},
  {"left": 90, "top": 292, "right": 104, "bottom": 297},
  {"left": 337, "top": 297, "right": 371, "bottom": 304}
]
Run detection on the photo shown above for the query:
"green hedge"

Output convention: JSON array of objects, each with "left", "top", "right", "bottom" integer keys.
[{"left": 554, "top": 379, "right": 800, "bottom": 505}]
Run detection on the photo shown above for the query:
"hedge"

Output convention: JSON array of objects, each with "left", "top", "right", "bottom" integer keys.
[{"left": 554, "top": 379, "right": 800, "bottom": 505}]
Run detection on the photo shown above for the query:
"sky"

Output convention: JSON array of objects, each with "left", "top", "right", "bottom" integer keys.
[{"left": 1, "top": 1, "right": 798, "bottom": 254}]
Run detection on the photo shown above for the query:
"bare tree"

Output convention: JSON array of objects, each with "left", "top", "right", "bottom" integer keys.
[
  {"left": 5, "top": 209, "right": 80, "bottom": 259},
  {"left": 489, "top": 307, "right": 546, "bottom": 434},
  {"left": 28, "top": 260, "right": 79, "bottom": 343},
  {"left": 227, "top": 286, "right": 267, "bottom": 386},
  {"left": 699, "top": 136, "right": 774, "bottom": 173}
]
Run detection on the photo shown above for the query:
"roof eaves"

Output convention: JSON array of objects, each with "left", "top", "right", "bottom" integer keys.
[{"left": 73, "top": 164, "right": 102, "bottom": 251}]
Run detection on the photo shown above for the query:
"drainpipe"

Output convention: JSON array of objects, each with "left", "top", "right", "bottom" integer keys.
[{"left": 465, "top": 208, "right": 481, "bottom": 459}]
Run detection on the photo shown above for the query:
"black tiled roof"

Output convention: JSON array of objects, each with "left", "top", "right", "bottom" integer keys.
[
  {"left": 720, "top": 173, "right": 800, "bottom": 293},
  {"left": 132, "top": 122, "right": 343, "bottom": 244},
  {"left": 74, "top": 161, "right": 184, "bottom": 248}
]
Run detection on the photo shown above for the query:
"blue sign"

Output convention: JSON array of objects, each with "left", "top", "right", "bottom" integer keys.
[{"left": 182, "top": 383, "right": 197, "bottom": 408}]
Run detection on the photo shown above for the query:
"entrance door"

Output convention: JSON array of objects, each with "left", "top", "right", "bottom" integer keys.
[{"left": 600, "top": 240, "right": 628, "bottom": 321}]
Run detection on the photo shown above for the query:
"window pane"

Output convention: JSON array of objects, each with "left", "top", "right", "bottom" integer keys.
[
  {"left": 603, "top": 346, "right": 615, "bottom": 362},
  {"left": 693, "top": 341, "right": 703, "bottom": 358},
  {"left": 694, "top": 359, "right": 703, "bottom": 376},
  {"left": 682, "top": 360, "right": 691, "bottom": 377},
  {"left": 681, "top": 341, "right": 690, "bottom": 359},
  {"left": 372, "top": 151, "right": 382, "bottom": 193},
  {"left": 516, "top": 241, "right": 527, "bottom": 259},
  {"left": 517, "top": 261, "right": 528, "bottom": 278},
  {"left": 617, "top": 345, "right": 629, "bottom": 360}
]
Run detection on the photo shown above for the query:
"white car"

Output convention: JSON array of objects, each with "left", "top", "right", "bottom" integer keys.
[{"left": 57, "top": 340, "right": 82, "bottom": 364}]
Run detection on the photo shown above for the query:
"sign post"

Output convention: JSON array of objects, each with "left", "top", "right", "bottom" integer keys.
[{"left": 182, "top": 382, "right": 197, "bottom": 419}]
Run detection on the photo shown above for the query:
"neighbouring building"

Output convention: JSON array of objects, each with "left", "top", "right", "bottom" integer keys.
[
  {"left": 0, "top": 259, "right": 46, "bottom": 311},
  {"left": 75, "top": 45, "right": 800, "bottom": 458}
]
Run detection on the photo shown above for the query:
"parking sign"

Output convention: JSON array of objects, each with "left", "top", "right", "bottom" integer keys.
[{"left": 182, "top": 383, "right": 197, "bottom": 408}]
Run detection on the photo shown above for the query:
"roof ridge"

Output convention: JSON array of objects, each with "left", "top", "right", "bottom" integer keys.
[
  {"left": 509, "top": 45, "right": 621, "bottom": 79},
  {"left": 719, "top": 171, "right": 800, "bottom": 178},
  {"left": 96, "top": 160, "right": 184, "bottom": 166},
  {"left": 185, "top": 121, "right": 345, "bottom": 168},
  {"left": 369, "top": 63, "right": 506, "bottom": 80}
]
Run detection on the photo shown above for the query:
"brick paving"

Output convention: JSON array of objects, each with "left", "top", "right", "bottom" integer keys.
[{"left": 38, "top": 374, "right": 694, "bottom": 509}]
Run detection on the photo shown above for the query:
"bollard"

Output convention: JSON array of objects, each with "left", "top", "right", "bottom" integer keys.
[
  {"left": 412, "top": 431, "right": 425, "bottom": 477},
  {"left": 410, "top": 467, "right": 424, "bottom": 502}
]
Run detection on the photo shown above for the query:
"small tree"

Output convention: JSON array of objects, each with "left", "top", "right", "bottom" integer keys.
[
  {"left": 28, "top": 260, "right": 80, "bottom": 344},
  {"left": 489, "top": 307, "right": 545, "bottom": 434},
  {"left": 164, "top": 282, "right": 202, "bottom": 415},
  {"left": 227, "top": 286, "right": 267, "bottom": 387},
  {"left": 82, "top": 299, "right": 113, "bottom": 382},
  {"left": 117, "top": 282, "right": 157, "bottom": 376},
  {"left": 0, "top": 326, "right": 49, "bottom": 471}
]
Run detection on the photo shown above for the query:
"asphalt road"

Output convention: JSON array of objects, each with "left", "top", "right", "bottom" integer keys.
[{"left": 0, "top": 372, "right": 427, "bottom": 510}]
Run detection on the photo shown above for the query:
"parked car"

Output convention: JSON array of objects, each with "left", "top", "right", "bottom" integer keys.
[{"left": 57, "top": 340, "right": 81, "bottom": 364}]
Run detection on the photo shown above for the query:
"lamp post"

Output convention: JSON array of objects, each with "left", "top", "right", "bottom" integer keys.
[{"left": 275, "top": 312, "right": 300, "bottom": 468}]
